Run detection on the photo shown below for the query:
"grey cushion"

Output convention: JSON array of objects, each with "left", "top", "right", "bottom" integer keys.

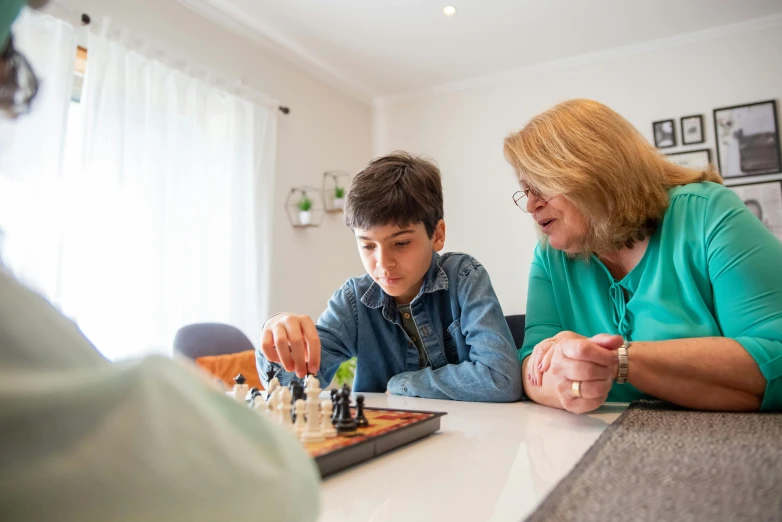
[{"left": 173, "top": 323, "right": 254, "bottom": 359}]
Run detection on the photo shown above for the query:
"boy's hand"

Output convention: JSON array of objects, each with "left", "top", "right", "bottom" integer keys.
[{"left": 260, "top": 314, "right": 321, "bottom": 378}]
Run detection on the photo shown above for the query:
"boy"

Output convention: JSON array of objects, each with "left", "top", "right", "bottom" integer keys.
[{"left": 257, "top": 152, "right": 521, "bottom": 402}]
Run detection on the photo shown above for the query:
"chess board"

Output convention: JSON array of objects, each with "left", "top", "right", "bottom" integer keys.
[{"left": 302, "top": 406, "right": 446, "bottom": 478}]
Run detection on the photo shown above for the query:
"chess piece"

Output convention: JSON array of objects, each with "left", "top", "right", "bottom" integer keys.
[
  {"left": 268, "top": 388, "right": 283, "bottom": 423},
  {"left": 277, "top": 388, "right": 294, "bottom": 432},
  {"left": 252, "top": 390, "right": 268, "bottom": 413},
  {"left": 265, "top": 376, "right": 280, "bottom": 402},
  {"left": 330, "top": 389, "right": 339, "bottom": 422},
  {"left": 247, "top": 387, "right": 259, "bottom": 406},
  {"left": 334, "top": 394, "right": 357, "bottom": 433},
  {"left": 355, "top": 395, "right": 370, "bottom": 428},
  {"left": 290, "top": 381, "right": 304, "bottom": 423},
  {"left": 320, "top": 401, "right": 337, "bottom": 438},
  {"left": 249, "top": 388, "right": 263, "bottom": 409},
  {"left": 231, "top": 374, "right": 249, "bottom": 404},
  {"left": 294, "top": 399, "right": 307, "bottom": 436},
  {"left": 301, "top": 379, "right": 324, "bottom": 442}
]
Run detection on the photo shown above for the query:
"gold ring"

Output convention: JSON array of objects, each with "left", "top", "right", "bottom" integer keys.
[{"left": 571, "top": 381, "right": 582, "bottom": 398}]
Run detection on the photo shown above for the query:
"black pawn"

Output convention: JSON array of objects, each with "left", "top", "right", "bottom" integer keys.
[
  {"left": 249, "top": 388, "right": 262, "bottom": 408},
  {"left": 355, "top": 395, "right": 369, "bottom": 428},
  {"left": 334, "top": 394, "right": 357, "bottom": 433}
]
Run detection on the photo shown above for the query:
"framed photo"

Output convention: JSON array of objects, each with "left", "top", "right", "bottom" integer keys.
[
  {"left": 652, "top": 119, "right": 676, "bottom": 149},
  {"left": 665, "top": 148, "right": 712, "bottom": 170},
  {"left": 728, "top": 180, "right": 782, "bottom": 241},
  {"left": 680, "top": 114, "right": 705, "bottom": 145},
  {"left": 713, "top": 100, "right": 782, "bottom": 178}
]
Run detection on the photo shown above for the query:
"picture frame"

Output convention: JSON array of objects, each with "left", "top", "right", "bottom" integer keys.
[
  {"left": 665, "top": 148, "right": 712, "bottom": 170},
  {"left": 713, "top": 100, "right": 782, "bottom": 178},
  {"left": 652, "top": 119, "right": 676, "bottom": 149},
  {"left": 680, "top": 114, "right": 705, "bottom": 145},
  {"left": 727, "top": 180, "right": 782, "bottom": 241}
]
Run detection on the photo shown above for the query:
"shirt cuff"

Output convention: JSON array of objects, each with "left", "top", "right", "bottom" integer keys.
[{"left": 387, "top": 372, "right": 414, "bottom": 396}]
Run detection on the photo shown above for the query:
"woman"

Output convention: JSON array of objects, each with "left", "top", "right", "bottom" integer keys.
[{"left": 504, "top": 99, "right": 782, "bottom": 413}]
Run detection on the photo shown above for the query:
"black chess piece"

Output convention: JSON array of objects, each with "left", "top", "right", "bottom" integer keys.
[
  {"left": 247, "top": 387, "right": 259, "bottom": 404},
  {"left": 330, "top": 388, "right": 339, "bottom": 422},
  {"left": 249, "top": 388, "right": 263, "bottom": 408},
  {"left": 355, "top": 394, "right": 369, "bottom": 428},
  {"left": 234, "top": 374, "right": 246, "bottom": 385},
  {"left": 334, "top": 394, "right": 357, "bottom": 433}
]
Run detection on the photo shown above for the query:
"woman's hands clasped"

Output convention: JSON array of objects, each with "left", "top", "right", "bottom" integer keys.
[{"left": 526, "top": 331, "right": 622, "bottom": 413}]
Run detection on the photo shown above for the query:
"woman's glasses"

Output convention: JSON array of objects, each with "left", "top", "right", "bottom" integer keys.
[
  {"left": 0, "top": 36, "right": 40, "bottom": 118},
  {"left": 512, "top": 186, "right": 551, "bottom": 213}
]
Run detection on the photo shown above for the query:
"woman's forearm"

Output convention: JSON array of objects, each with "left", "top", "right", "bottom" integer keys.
[{"left": 626, "top": 337, "right": 765, "bottom": 411}]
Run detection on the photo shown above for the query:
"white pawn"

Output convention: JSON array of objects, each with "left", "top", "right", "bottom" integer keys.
[
  {"left": 252, "top": 393, "right": 269, "bottom": 414},
  {"left": 320, "top": 400, "right": 337, "bottom": 438},
  {"left": 232, "top": 381, "right": 249, "bottom": 404},
  {"left": 294, "top": 399, "right": 307, "bottom": 436},
  {"left": 266, "top": 377, "right": 280, "bottom": 399},
  {"left": 277, "top": 389, "right": 294, "bottom": 432}
]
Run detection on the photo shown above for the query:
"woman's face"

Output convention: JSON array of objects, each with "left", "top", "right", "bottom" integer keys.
[{"left": 522, "top": 180, "right": 590, "bottom": 254}]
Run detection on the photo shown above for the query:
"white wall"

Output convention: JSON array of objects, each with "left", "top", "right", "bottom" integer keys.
[
  {"left": 378, "top": 19, "right": 782, "bottom": 315},
  {"left": 57, "top": 0, "right": 371, "bottom": 322}
]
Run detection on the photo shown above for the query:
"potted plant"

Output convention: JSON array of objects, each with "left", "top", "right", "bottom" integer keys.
[
  {"left": 333, "top": 186, "right": 345, "bottom": 210},
  {"left": 298, "top": 195, "right": 312, "bottom": 225}
]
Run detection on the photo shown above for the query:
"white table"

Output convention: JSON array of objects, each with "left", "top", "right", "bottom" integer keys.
[{"left": 319, "top": 393, "right": 625, "bottom": 522}]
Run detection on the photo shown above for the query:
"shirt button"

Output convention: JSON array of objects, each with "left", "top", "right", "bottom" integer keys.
[{"left": 403, "top": 313, "right": 411, "bottom": 319}]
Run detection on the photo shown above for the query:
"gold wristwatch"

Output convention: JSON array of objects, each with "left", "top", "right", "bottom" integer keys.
[{"left": 616, "top": 340, "right": 630, "bottom": 384}]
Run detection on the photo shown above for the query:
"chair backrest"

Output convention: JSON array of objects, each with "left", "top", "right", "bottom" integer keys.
[
  {"left": 505, "top": 314, "right": 526, "bottom": 349},
  {"left": 173, "top": 323, "right": 255, "bottom": 360}
]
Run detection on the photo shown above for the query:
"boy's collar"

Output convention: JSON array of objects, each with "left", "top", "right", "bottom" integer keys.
[{"left": 360, "top": 251, "right": 448, "bottom": 310}]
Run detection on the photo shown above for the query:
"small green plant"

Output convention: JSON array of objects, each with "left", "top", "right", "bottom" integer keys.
[
  {"left": 298, "top": 195, "right": 312, "bottom": 212},
  {"left": 334, "top": 357, "right": 356, "bottom": 386},
  {"left": 334, "top": 186, "right": 345, "bottom": 199}
]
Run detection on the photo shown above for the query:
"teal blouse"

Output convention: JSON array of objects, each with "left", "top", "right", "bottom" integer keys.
[{"left": 521, "top": 182, "right": 782, "bottom": 411}]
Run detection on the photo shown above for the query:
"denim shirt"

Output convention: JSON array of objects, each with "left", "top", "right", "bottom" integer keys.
[{"left": 256, "top": 252, "right": 522, "bottom": 402}]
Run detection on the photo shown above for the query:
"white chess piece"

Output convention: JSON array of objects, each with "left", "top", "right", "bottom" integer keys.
[
  {"left": 269, "top": 388, "right": 285, "bottom": 424},
  {"left": 266, "top": 377, "right": 280, "bottom": 398},
  {"left": 302, "top": 378, "right": 324, "bottom": 442},
  {"left": 320, "top": 400, "right": 337, "bottom": 438},
  {"left": 232, "top": 382, "right": 249, "bottom": 404},
  {"left": 277, "top": 388, "right": 294, "bottom": 432},
  {"left": 294, "top": 399, "right": 307, "bottom": 436}
]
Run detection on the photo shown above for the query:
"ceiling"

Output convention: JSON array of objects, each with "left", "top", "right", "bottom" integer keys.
[{"left": 180, "top": 0, "right": 782, "bottom": 102}]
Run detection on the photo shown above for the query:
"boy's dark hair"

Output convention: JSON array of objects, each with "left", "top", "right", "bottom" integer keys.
[{"left": 344, "top": 152, "right": 444, "bottom": 238}]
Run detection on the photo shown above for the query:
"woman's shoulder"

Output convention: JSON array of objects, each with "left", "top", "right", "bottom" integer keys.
[
  {"left": 667, "top": 181, "right": 742, "bottom": 215},
  {"left": 669, "top": 180, "right": 729, "bottom": 200}
]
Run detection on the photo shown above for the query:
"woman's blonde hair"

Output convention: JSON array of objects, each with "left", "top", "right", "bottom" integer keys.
[{"left": 503, "top": 99, "right": 723, "bottom": 255}]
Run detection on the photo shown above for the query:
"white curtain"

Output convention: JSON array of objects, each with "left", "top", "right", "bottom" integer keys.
[
  {"left": 1, "top": 11, "right": 275, "bottom": 361},
  {"left": 0, "top": 9, "right": 76, "bottom": 295}
]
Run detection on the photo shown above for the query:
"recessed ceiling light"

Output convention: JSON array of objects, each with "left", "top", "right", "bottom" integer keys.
[{"left": 443, "top": 6, "right": 457, "bottom": 17}]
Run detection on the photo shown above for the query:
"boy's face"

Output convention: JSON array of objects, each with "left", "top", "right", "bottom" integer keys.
[{"left": 354, "top": 220, "right": 446, "bottom": 305}]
